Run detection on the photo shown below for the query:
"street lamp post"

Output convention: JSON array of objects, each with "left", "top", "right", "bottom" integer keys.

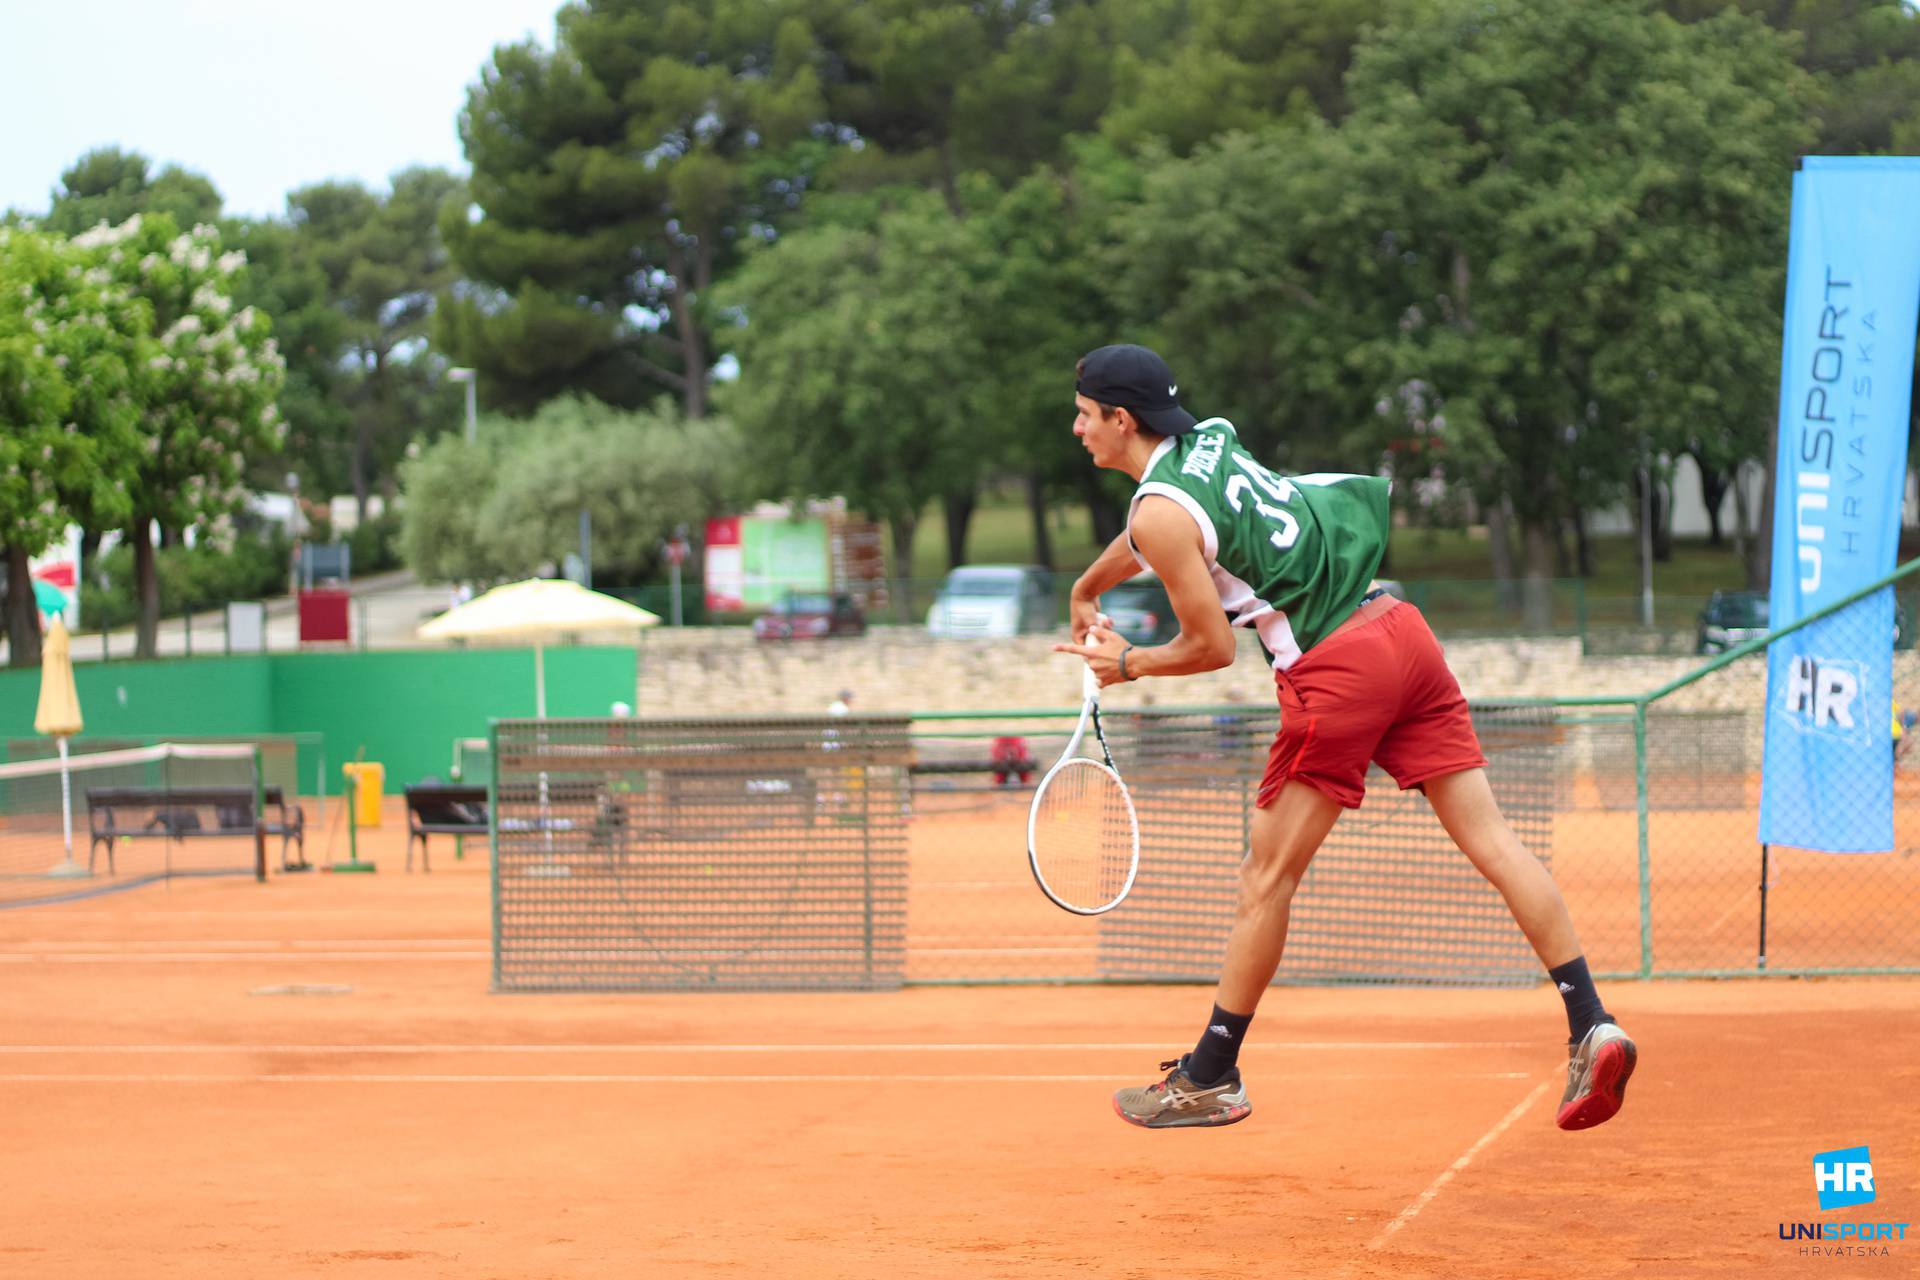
[{"left": 448, "top": 367, "right": 478, "bottom": 443}]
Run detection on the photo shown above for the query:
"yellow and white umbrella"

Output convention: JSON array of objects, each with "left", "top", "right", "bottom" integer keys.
[
  {"left": 417, "top": 578, "right": 659, "bottom": 716},
  {"left": 33, "top": 615, "right": 87, "bottom": 876}
]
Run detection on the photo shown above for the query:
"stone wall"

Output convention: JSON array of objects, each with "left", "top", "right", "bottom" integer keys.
[{"left": 631, "top": 622, "right": 1918, "bottom": 718}]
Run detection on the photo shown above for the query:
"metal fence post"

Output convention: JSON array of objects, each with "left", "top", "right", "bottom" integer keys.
[{"left": 1634, "top": 698, "right": 1653, "bottom": 978}]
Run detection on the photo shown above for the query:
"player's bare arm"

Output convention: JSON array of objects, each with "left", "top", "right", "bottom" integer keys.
[
  {"left": 1068, "top": 532, "right": 1142, "bottom": 643},
  {"left": 1054, "top": 495, "right": 1233, "bottom": 686}
]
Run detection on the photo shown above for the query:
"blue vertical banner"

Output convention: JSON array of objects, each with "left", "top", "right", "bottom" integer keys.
[{"left": 1759, "top": 157, "right": 1920, "bottom": 853}]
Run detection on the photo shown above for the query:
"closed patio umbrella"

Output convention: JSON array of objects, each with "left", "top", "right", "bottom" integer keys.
[{"left": 33, "top": 613, "right": 86, "bottom": 877}]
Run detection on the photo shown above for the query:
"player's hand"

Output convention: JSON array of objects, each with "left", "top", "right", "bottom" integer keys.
[
  {"left": 1067, "top": 593, "right": 1112, "bottom": 645},
  {"left": 1052, "top": 624, "right": 1130, "bottom": 687}
]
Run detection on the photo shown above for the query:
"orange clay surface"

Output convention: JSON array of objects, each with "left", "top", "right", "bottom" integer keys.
[{"left": 1, "top": 813, "right": 1917, "bottom": 1280}]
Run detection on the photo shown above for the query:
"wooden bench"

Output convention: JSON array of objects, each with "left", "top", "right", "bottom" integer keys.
[
  {"left": 85, "top": 786, "right": 306, "bottom": 873},
  {"left": 406, "top": 780, "right": 634, "bottom": 871},
  {"left": 403, "top": 783, "right": 488, "bottom": 872}
]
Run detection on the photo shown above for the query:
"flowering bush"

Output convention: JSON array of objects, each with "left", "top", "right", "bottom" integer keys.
[
  {"left": 0, "top": 225, "right": 143, "bottom": 559},
  {"left": 72, "top": 214, "right": 287, "bottom": 533}
]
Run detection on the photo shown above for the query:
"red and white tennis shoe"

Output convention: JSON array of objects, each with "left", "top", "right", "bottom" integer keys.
[{"left": 1556, "top": 1021, "right": 1636, "bottom": 1130}]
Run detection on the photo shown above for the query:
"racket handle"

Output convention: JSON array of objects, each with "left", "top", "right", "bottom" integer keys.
[{"left": 1082, "top": 663, "right": 1101, "bottom": 702}]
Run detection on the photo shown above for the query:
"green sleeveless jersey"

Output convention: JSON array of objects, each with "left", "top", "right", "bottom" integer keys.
[{"left": 1127, "top": 418, "right": 1392, "bottom": 670}]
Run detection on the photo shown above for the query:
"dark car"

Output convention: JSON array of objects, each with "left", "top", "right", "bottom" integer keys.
[
  {"left": 1102, "top": 575, "right": 1180, "bottom": 645},
  {"left": 1696, "top": 590, "right": 1768, "bottom": 655},
  {"left": 752, "top": 593, "right": 866, "bottom": 640},
  {"left": 1697, "top": 589, "right": 1916, "bottom": 655}
]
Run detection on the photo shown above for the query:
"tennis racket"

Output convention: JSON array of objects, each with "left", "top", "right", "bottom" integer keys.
[{"left": 1027, "top": 664, "right": 1141, "bottom": 915}]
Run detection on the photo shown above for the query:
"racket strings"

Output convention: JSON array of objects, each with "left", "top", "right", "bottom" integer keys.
[{"left": 1031, "top": 759, "right": 1136, "bottom": 911}]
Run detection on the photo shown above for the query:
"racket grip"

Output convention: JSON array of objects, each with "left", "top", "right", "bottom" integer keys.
[{"left": 1082, "top": 663, "right": 1101, "bottom": 702}]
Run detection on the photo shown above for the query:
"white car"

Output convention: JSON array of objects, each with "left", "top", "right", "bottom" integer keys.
[{"left": 925, "top": 565, "right": 1056, "bottom": 638}]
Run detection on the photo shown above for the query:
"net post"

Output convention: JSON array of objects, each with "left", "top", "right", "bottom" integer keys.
[
  {"left": 1757, "top": 844, "right": 1770, "bottom": 972},
  {"left": 860, "top": 718, "right": 874, "bottom": 986},
  {"left": 1634, "top": 699, "right": 1653, "bottom": 978},
  {"left": 488, "top": 719, "right": 501, "bottom": 992},
  {"left": 253, "top": 744, "right": 267, "bottom": 883}
]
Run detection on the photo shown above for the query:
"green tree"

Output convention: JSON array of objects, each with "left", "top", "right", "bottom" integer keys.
[
  {"left": 41, "top": 147, "right": 224, "bottom": 237},
  {"left": 480, "top": 397, "right": 744, "bottom": 580},
  {"left": 1660, "top": 0, "right": 1920, "bottom": 152},
  {"left": 718, "top": 193, "right": 983, "bottom": 577},
  {"left": 73, "top": 215, "right": 288, "bottom": 656},
  {"left": 396, "top": 433, "right": 522, "bottom": 585},
  {"left": 960, "top": 158, "right": 1138, "bottom": 560},
  {"left": 0, "top": 227, "right": 145, "bottom": 665},
  {"left": 810, "top": 0, "right": 1145, "bottom": 201},
  {"left": 1115, "top": 0, "right": 1812, "bottom": 614},
  {"left": 1346, "top": 0, "right": 1810, "bottom": 600},
  {"left": 288, "top": 168, "right": 465, "bottom": 517},
  {"left": 221, "top": 215, "right": 350, "bottom": 497},
  {"left": 397, "top": 396, "right": 745, "bottom": 585},
  {"left": 442, "top": 0, "right": 833, "bottom": 418},
  {"left": 1099, "top": 0, "right": 1387, "bottom": 155}
]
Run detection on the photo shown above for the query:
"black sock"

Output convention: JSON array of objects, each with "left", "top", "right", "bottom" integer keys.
[
  {"left": 1547, "top": 956, "right": 1610, "bottom": 1042},
  {"left": 1185, "top": 1004, "right": 1254, "bottom": 1086}
]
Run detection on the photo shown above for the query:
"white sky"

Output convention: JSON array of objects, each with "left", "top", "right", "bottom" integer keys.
[{"left": 0, "top": 0, "right": 562, "bottom": 219}]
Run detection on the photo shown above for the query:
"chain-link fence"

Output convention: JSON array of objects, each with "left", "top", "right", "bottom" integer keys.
[
  {"left": 1549, "top": 569, "right": 1920, "bottom": 979},
  {"left": 489, "top": 566, "right": 1920, "bottom": 990}
]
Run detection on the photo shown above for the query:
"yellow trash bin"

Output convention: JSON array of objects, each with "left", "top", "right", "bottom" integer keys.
[{"left": 342, "top": 762, "right": 385, "bottom": 828}]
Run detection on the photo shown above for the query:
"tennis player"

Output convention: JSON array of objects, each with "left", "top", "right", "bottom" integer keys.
[{"left": 1053, "top": 343, "right": 1636, "bottom": 1133}]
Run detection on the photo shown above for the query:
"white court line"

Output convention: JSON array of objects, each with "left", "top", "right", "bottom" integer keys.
[
  {"left": 0, "top": 1071, "right": 1534, "bottom": 1085},
  {"left": 0, "top": 1041, "right": 1534, "bottom": 1054},
  {"left": 1365, "top": 1078, "right": 1552, "bottom": 1251},
  {"left": 0, "top": 939, "right": 486, "bottom": 950},
  {"left": 0, "top": 951, "right": 490, "bottom": 963}
]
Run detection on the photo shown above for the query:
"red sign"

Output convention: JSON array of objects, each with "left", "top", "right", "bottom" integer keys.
[
  {"left": 704, "top": 517, "right": 743, "bottom": 611},
  {"left": 33, "top": 562, "right": 76, "bottom": 590},
  {"left": 298, "top": 589, "right": 351, "bottom": 644}
]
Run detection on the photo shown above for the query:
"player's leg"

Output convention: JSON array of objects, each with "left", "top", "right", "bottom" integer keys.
[
  {"left": 1422, "top": 767, "right": 1636, "bottom": 1130},
  {"left": 1114, "top": 633, "right": 1384, "bottom": 1131},
  {"left": 1213, "top": 781, "right": 1344, "bottom": 1012},
  {"left": 1422, "top": 767, "right": 1582, "bottom": 968},
  {"left": 1374, "top": 604, "right": 1635, "bottom": 1130},
  {"left": 1111, "top": 782, "right": 1341, "bottom": 1130}
]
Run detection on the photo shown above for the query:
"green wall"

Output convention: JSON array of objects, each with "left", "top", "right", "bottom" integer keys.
[{"left": 1, "top": 646, "right": 637, "bottom": 795}]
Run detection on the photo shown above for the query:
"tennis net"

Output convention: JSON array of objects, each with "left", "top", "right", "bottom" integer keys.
[{"left": 0, "top": 742, "right": 266, "bottom": 906}]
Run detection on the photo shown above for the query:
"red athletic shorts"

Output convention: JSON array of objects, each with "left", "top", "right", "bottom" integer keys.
[{"left": 1258, "top": 602, "right": 1487, "bottom": 809}]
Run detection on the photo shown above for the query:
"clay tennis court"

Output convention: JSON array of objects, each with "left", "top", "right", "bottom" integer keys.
[{"left": 2, "top": 801, "right": 1915, "bottom": 1280}]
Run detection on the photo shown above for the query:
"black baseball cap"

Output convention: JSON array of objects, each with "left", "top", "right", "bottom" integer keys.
[{"left": 1076, "top": 344, "right": 1199, "bottom": 436}]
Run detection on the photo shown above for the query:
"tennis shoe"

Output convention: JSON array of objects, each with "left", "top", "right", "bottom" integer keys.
[
  {"left": 1112, "top": 1055, "right": 1252, "bottom": 1130},
  {"left": 1555, "top": 1020, "right": 1636, "bottom": 1131}
]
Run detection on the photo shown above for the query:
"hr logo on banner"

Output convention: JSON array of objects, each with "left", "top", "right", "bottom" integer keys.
[
  {"left": 1781, "top": 655, "right": 1868, "bottom": 742},
  {"left": 1815, "top": 1146, "right": 1876, "bottom": 1212}
]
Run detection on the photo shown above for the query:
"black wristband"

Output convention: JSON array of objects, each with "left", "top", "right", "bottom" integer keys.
[{"left": 1118, "top": 645, "right": 1135, "bottom": 681}]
